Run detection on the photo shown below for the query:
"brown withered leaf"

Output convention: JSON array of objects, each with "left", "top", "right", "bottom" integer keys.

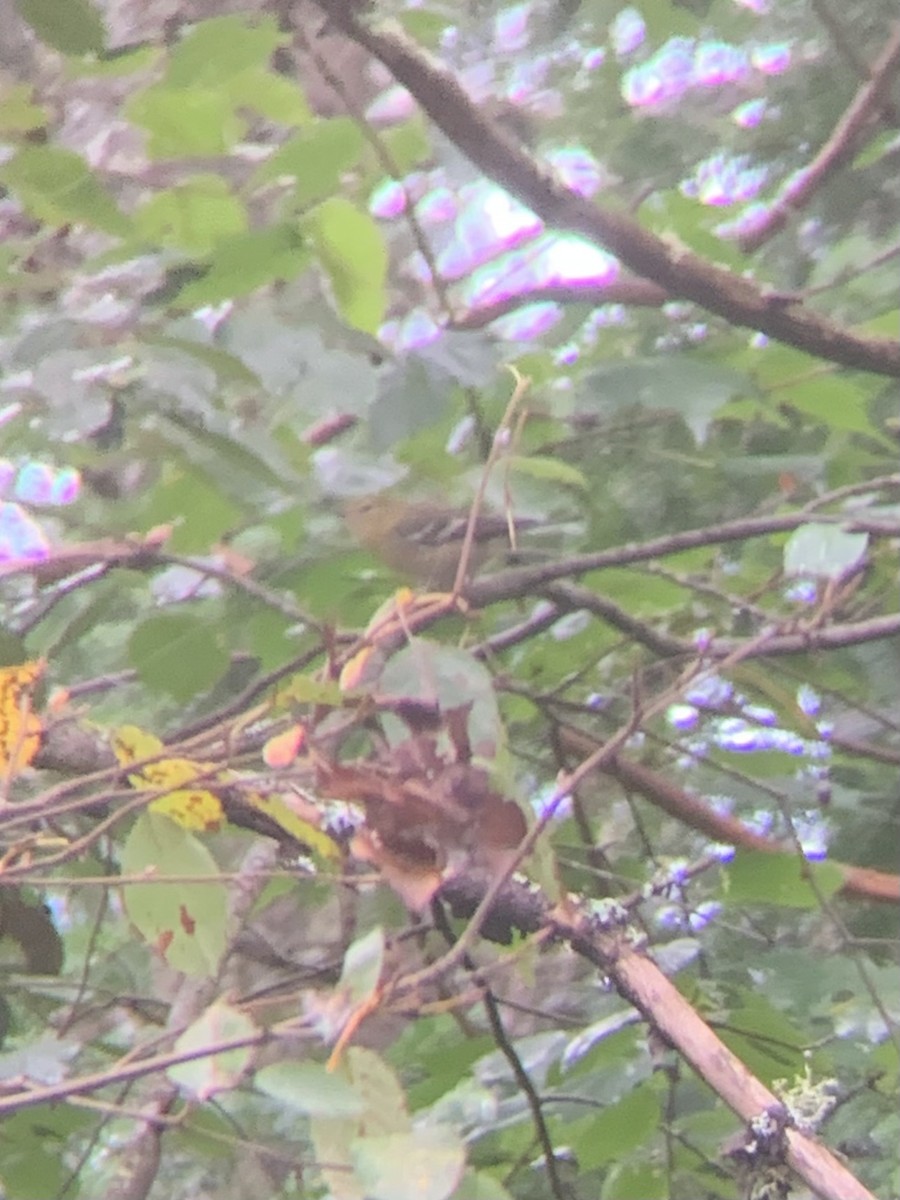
[
  {"left": 315, "top": 726, "right": 527, "bottom": 910},
  {"left": 351, "top": 828, "right": 443, "bottom": 912}
]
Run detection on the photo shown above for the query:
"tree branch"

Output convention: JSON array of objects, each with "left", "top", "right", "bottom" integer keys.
[
  {"left": 739, "top": 25, "right": 900, "bottom": 252},
  {"left": 557, "top": 729, "right": 900, "bottom": 905},
  {"left": 309, "top": 4, "right": 900, "bottom": 377},
  {"left": 434, "top": 871, "right": 879, "bottom": 1200}
]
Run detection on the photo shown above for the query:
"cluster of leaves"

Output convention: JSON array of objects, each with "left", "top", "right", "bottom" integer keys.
[{"left": 0, "top": 1, "right": 898, "bottom": 1199}]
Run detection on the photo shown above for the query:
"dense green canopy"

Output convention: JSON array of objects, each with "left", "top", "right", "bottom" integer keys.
[{"left": 0, "top": 2, "right": 897, "bottom": 1198}]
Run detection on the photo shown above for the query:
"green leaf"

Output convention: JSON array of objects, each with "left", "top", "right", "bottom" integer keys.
[
  {"left": 135, "top": 176, "right": 247, "bottom": 254},
  {"left": 0, "top": 84, "right": 47, "bottom": 134},
  {"left": 781, "top": 374, "right": 885, "bottom": 440},
  {"left": 585, "top": 357, "right": 750, "bottom": 443},
  {"left": 242, "top": 608, "right": 296, "bottom": 671},
  {"left": 783, "top": 524, "right": 868, "bottom": 580},
  {"left": 146, "top": 468, "right": 243, "bottom": 552},
  {"left": 255, "top": 120, "right": 365, "bottom": 205},
  {"left": 600, "top": 1161, "right": 668, "bottom": 1200},
  {"left": 450, "top": 1172, "right": 514, "bottom": 1200},
  {"left": 127, "top": 85, "right": 244, "bottom": 156},
  {"left": 638, "top": 188, "right": 749, "bottom": 271},
  {"left": 172, "top": 225, "right": 311, "bottom": 306},
  {"left": 141, "top": 333, "right": 261, "bottom": 387},
  {"left": 121, "top": 812, "right": 229, "bottom": 976},
  {"left": 0, "top": 1105, "right": 93, "bottom": 1198},
  {"left": 593, "top": 567, "right": 687, "bottom": 613},
  {"left": 16, "top": 0, "right": 105, "bottom": 55},
  {"left": 128, "top": 614, "right": 228, "bottom": 701},
  {"left": 352, "top": 1127, "right": 467, "bottom": 1200},
  {"left": 396, "top": 1021, "right": 495, "bottom": 1111},
  {"left": 382, "top": 117, "right": 431, "bottom": 174},
  {"left": 341, "top": 1046, "right": 410, "bottom": 1129},
  {"left": 507, "top": 455, "right": 588, "bottom": 490},
  {"left": 168, "top": 1001, "right": 256, "bottom": 1099},
  {"left": 302, "top": 198, "right": 388, "bottom": 335},
  {"left": 226, "top": 68, "right": 310, "bottom": 126},
  {"left": 852, "top": 130, "right": 900, "bottom": 170},
  {"left": 311, "top": 1048, "right": 411, "bottom": 1200},
  {"left": 716, "top": 998, "right": 806, "bottom": 1083},
  {"left": 256, "top": 1061, "right": 366, "bottom": 1117},
  {"left": 0, "top": 146, "right": 130, "bottom": 235},
  {"left": 340, "top": 927, "right": 385, "bottom": 1005},
  {"left": 399, "top": 10, "right": 453, "bottom": 48},
  {"left": 720, "top": 851, "right": 845, "bottom": 909},
  {"left": 569, "top": 1083, "right": 660, "bottom": 1170},
  {"left": 165, "top": 14, "right": 283, "bottom": 86},
  {"left": 277, "top": 674, "right": 345, "bottom": 706}
]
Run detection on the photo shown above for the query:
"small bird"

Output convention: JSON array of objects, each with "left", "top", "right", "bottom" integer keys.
[{"left": 344, "top": 493, "right": 535, "bottom": 590}]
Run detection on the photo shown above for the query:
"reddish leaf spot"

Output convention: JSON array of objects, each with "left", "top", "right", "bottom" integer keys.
[
  {"left": 157, "top": 929, "right": 174, "bottom": 955},
  {"left": 179, "top": 904, "right": 196, "bottom": 936}
]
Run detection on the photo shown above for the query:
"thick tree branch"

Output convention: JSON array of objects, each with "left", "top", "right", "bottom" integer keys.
[
  {"left": 309, "top": 5, "right": 900, "bottom": 377},
  {"left": 563, "top": 918, "right": 877, "bottom": 1200},
  {"left": 436, "top": 872, "right": 878, "bottom": 1200}
]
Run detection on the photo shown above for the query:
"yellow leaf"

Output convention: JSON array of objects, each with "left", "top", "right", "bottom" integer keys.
[
  {"left": 248, "top": 792, "right": 339, "bottom": 861},
  {"left": 112, "top": 724, "right": 223, "bottom": 832},
  {"left": 151, "top": 787, "right": 223, "bottom": 832},
  {"left": 340, "top": 645, "right": 377, "bottom": 692},
  {"left": 364, "top": 589, "right": 415, "bottom": 638},
  {"left": 112, "top": 724, "right": 165, "bottom": 768},
  {"left": 0, "top": 660, "right": 44, "bottom": 779}
]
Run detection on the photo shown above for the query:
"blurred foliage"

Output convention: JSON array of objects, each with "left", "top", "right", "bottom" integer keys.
[{"left": 0, "top": 0, "right": 898, "bottom": 1199}]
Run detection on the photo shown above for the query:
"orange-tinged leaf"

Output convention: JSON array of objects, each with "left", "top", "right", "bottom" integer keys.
[
  {"left": 351, "top": 829, "right": 442, "bottom": 911},
  {"left": 363, "top": 588, "right": 417, "bottom": 640},
  {"left": 263, "top": 723, "right": 306, "bottom": 768},
  {"left": 144, "top": 523, "right": 174, "bottom": 547},
  {"left": 778, "top": 471, "right": 799, "bottom": 496},
  {"left": 47, "top": 686, "right": 70, "bottom": 714},
  {"left": 0, "top": 660, "right": 44, "bottom": 779},
  {"left": 340, "top": 645, "right": 377, "bottom": 692}
]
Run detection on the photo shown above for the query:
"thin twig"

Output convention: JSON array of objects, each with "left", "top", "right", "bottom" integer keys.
[
  {"left": 740, "top": 24, "right": 900, "bottom": 252},
  {"left": 809, "top": 0, "right": 900, "bottom": 124},
  {"left": 293, "top": 20, "right": 452, "bottom": 320}
]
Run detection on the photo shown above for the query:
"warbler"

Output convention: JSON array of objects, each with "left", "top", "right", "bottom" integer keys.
[{"left": 344, "top": 493, "right": 535, "bottom": 589}]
